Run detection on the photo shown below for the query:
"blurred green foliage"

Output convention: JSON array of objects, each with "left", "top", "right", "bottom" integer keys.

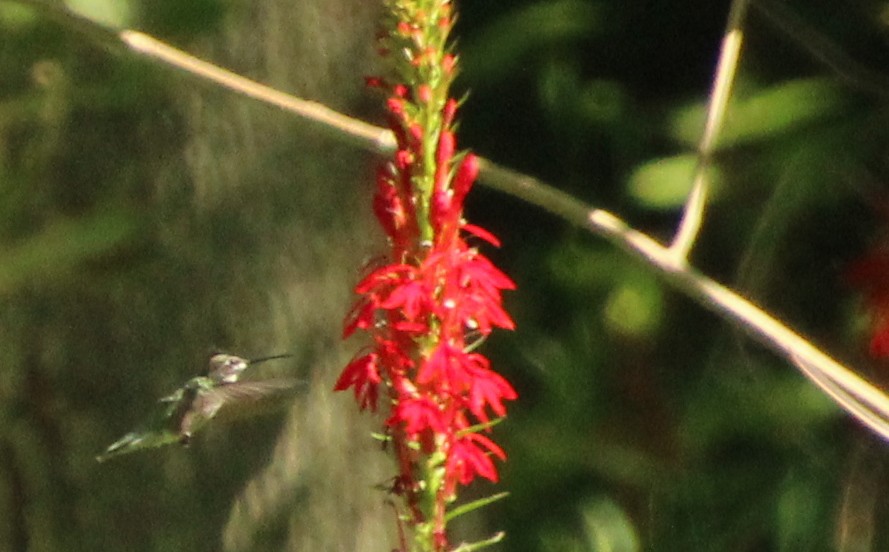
[
  {"left": 457, "top": 0, "right": 889, "bottom": 550},
  {"left": 3, "top": 0, "right": 889, "bottom": 550}
]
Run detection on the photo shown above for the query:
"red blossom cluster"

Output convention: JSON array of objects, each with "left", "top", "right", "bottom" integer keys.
[{"left": 335, "top": 88, "right": 516, "bottom": 495}]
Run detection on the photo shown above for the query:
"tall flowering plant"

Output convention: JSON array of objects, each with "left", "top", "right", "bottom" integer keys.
[{"left": 334, "top": 1, "right": 517, "bottom": 550}]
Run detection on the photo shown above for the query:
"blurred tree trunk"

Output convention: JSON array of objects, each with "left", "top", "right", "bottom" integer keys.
[
  {"left": 0, "top": 1, "right": 392, "bottom": 550},
  {"left": 173, "top": 2, "right": 393, "bottom": 550}
]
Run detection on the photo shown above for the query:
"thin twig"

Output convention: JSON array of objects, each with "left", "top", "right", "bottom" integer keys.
[
  {"left": 669, "top": 0, "right": 750, "bottom": 263},
  {"left": 118, "top": 31, "right": 396, "bottom": 154},
  {"left": 13, "top": 0, "right": 889, "bottom": 439}
]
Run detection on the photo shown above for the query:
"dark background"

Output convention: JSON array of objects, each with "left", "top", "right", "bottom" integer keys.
[{"left": 2, "top": 0, "right": 889, "bottom": 550}]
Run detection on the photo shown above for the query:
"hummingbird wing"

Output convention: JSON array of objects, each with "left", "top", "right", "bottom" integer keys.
[{"left": 200, "top": 379, "right": 302, "bottom": 425}]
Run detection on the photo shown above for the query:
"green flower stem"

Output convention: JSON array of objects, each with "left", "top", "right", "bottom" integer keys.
[{"left": 415, "top": 447, "right": 447, "bottom": 551}]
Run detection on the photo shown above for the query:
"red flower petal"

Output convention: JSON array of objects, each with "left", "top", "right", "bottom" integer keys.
[
  {"left": 334, "top": 353, "right": 382, "bottom": 411},
  {"left": 462, "top": 223, "right": 501, "bottom": 247}
]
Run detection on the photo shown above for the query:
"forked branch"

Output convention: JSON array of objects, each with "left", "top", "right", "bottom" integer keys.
[{"left": 11, "top": 0, "right": 889, "bottom": 439}]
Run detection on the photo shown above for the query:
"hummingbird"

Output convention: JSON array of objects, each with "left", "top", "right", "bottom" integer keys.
[{"left": 96, "top": 353, "right": 298, "bottom": 462}]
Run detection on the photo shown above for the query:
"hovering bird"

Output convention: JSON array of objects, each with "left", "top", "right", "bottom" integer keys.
[{"left": 97, "top": 353, "right": 297, "bottom": 462}]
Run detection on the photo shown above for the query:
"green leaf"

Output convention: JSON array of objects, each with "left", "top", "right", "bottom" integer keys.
[
  {"left": 670, "top": 78, "right": 847, "bottom": 148},
  {"left": 626, "top": 153, "right": 722, "bottom": 211},
  {"left": 602, "top": 273, "right": 663, "bottom": 339},
  {"left": 581, "top": 497, "right": 640, "bottom": 552}
]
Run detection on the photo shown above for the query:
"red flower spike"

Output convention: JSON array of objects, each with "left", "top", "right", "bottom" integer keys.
[{"left": 340, "top": 3, "right": 516, "bottom": 548}]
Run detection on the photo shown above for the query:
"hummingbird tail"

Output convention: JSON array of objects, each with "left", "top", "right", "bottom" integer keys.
[{"left": 96, "top": 433, "right": 137, "bottom": 462}]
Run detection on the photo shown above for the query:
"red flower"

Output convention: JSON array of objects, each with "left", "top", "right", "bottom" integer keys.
[
  {"left": 466, "top": 362, "right": 517, "bottom": 423},
  {"left": 334, "top": 353, "right": 382, "bottom": 412},
  {"left": 447, "top": 250, "right": 516, "bottom": 334},
  {"left": 419, "top": 343, "right": 475, "bottom": 391},
  {"left": 380, "top": 279, "right": 431, "bottom": 325},
  {"left": 445, "top": 432, "right": 506, "bottom": 490},
  {"left": 389, "top": 396, "right": 446, "bottom": 436}
]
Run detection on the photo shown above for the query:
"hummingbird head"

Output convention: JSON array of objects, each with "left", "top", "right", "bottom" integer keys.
[
  {"left": 205, "top": 353, "right": 292, "bottom": 383},
  {"left": 206, "top": 354, "right": 249, "bottom": 383}
]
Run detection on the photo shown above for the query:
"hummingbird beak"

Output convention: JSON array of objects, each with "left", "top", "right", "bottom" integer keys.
[{"left": 247, "top": 354, "right": 293, "bottom": 366}]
